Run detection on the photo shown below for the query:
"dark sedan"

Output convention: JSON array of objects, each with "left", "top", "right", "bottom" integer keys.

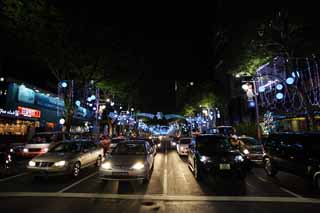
[{"left": 188, "top": 134, "right": 247, "bottom": 181}]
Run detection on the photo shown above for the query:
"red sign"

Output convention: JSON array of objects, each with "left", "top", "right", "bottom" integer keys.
[{"left": 18, "top": 106, "right": 41, "bottom": 118}]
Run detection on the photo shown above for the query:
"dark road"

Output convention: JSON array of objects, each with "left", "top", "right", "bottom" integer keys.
[{"left": 1, "top": 145, "right": 320, "bottom": 212}]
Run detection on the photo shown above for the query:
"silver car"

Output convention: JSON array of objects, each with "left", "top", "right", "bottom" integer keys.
[
  {"left": 177, "top": 137, "right": 191, "bottom": 156},
  {"left": 27, "top": 140, "right": 104, "bottom": 178},
  {"left": 100, "top": 140, "right": 155, "bottom": 183}
]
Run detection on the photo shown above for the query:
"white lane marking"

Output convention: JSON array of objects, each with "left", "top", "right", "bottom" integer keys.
[
  {"left": 0, "top": 172, "right": 27, "bottom": 182},
  {"left": 0, "top": 192, "right": 319, "bottom": 203},
  {"left": 279, "top": 187, "right": 303, "bottom": 198},
  {"left": 163, "top": 146, "right": 168, "bottom": 195},
  {"left": 58, "top": 172, "right": 98, "bottom": 193},
  {"left": 257, "top": 177, "right": 269, "bottom": 183}
]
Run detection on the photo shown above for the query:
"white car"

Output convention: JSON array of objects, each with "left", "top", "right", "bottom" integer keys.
[
  {"left": 176, "top": 137, "right": 192, "bottom": 156},
  {"left": 22, "top": 132, "right": 63, "bottom": 158}
]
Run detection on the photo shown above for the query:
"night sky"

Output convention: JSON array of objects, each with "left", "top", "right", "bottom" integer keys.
[{"left": 2, "top": 2, "right": 320, "bottom": 113}]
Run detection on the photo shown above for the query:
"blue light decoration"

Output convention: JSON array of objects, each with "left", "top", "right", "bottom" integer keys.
[
  {"left": 292, "top": 71, "right": 300, "bottom": 78},
  {"left": 258, "top": 86, "right": 265, "bottom": 93},
  {"left": 276, "top": 92, "right": 284, "bottom": 100},
  {"left": 75, "top": 100, "right": 81, "bottom": 107},
  {"left": 61, "top": 81, "right": 68, "bottom": 88},
  {"left": 87, "top": 97, "right": 92, "bottom": 102},
  {"left": 90, "top": 95, "right": 96, "bottom": 100},
  {"left": 248, "top": 100, "right": 256, "bottom": 108},
  {"left": 286, "top": 77, "right": 294, "bottom": 85},
  {"left": 276, "top": 84, "right": 283, "bottom": 90}
]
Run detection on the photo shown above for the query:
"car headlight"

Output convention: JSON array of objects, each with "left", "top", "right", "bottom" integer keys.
[
  {"left": 42, "top": 148, "right": 49, "bottom": 153},
  {"left": 54, "top": 160, "right": 66, "bottom": 167},
  {"left": 101, "top": 162, "right": 112, "bottom": 170},
  {"left": 243, "top": 149, "right": 250, "bottom": 155},
  {"left": 132, "top": 162, "right": 145, "bottom": 170},
  {"left": 235, "top": 155, "right": 244, "bottom": 162},
  {"left": 172, "top": 142, "right": 176, "bottom": 146},
  {"left": 28, "top": 161, "right": 36, "bottom": 167},
  {"left": 10, "top": 148, "right": 14, "bottom": 153},
  {"left": 157, "top": 144, "right": 161, "bottom": 147},
  {"left": 23, "top": 148, "right": 28, "bottom": 153},
  {"left": 200, "top": 156, "right": 211, "bottom": 163}
]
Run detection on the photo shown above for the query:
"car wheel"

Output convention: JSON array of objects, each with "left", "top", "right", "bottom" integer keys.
[
  {"left": 71, "top": 162, "right": 81, "bottom": 178},
  {"left": 143, "top": 168, "right": 151, "bottom": 184},
  {"left": 194, "top": 160, "right": 201, "bottom": 181},
  {"left": 264, "top": 158, "right": 277, "bottom": 177},
  {"left": 95, "top": 156, "right": 102, "bottom": 167}
]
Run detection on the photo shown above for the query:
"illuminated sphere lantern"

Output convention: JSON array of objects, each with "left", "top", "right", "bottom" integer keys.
[
  {"left": 258, "top": 86, "right": 265, "bottom": 93},
  {"left": 61, "top": 81, "right": 68, "bottom": 88},
  {"left": 241, "top": 84, "right": 249, "bottom": 91},
  {"left": 286, "top": 77, "right": 294, "bottom": 85},
  {"left": 276, "top": 84, "right": 283, "bottom": 90},
  {"left": 75, "top": 100, "right": 81, "bottom": 107},
  {"left": 59, "top": 118, "right": 65, "bottom": 125},
  {"left": 276, "top": 92, "right": 284, "bottom": 100}
]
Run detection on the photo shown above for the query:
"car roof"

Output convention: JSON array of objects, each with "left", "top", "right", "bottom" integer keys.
[
  {"left": 121, "top": 140, "right": 148, "bottom": 144},
  {"left": 179, "top": 137, "right": 191, "bottom": 140},
  {"left": 197, "top": 134, "right": 227, "bottom": 137},
  {"left": 35, "top": 131, "right": 63, "bottom": 135},
  {"left": 217, "top": 126, "right": 233, "bottom": 128}
]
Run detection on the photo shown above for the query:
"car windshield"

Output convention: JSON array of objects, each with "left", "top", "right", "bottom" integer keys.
[
  {"left": 49, "top": 142, "right": 81, "bottom": 153},
  {"left": 240, "top": 137, "right": 260, "bottom": 146},
  {"left": 112, "top": 143, "right": 146, "bottom": 155},
  {"left": 180, "top": 139, "right": 191, "bottom": 144},
  {"left": 111, "top": 138, "right": 125, "bottom": 144},
  {"left": 28, "top": 134, "right": 59, "bottom": 144},
  {"left": 197, "top": 136, "right": 232, "bottom": 154}
]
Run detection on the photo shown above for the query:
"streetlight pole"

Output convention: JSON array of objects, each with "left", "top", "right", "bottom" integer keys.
[
  {"left": 252, "top": 81, "right": 262, "bottom": 143},
  {"left": 242, "top": 80, "right": 262, "bottom": 142}
]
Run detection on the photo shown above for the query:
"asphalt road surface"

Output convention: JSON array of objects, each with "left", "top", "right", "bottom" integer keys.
[{"left": 1, "top": 142, "right": 320, "bottom": 212}]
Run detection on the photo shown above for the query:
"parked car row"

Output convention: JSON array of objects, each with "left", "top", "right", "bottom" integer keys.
[
  {"left": 172, "top": 131, "right": 320, "bottom": 192},
  {"left": 263, "top": 132, "right": 320, "bottom": 191}
]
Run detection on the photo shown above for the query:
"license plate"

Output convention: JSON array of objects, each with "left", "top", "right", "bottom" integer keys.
[
  {"left": 112, "top": 172, "right": 128, "bottom": 176},
  {"left": 219, "top": 164, "right": 230, "bottom": 170}
]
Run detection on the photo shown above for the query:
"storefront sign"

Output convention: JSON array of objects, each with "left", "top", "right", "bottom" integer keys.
[
  {"left": 36, "top": 93, "right": 64, "bottom": 110},
  {"left": 18, "top": 106, "right": 41, "bottom": 118},
  {"left": 17, "top": 85, "right": 35, "bottom": 104},
  {"left": 0, "top": 108, "right": 19, "bottom": 117}
]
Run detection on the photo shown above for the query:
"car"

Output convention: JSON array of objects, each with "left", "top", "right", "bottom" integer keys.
[
  {"left": 170, "top": 136, "right": 179, "bottom": 149},
  {"left": 188, "top": 134, "right": 247, "bottom": 181},
  {"left": 152, "top": 138, "right": 162, "bottom": 151},
  {"left": 27, "top": 140, "right": 104, "bottom": 178},
  {"left": 100, "top": 140, "right": 155, "bottom": 183},
  {"left": 144, "top": 138, "right": 157, "bottom": 157},
  {"left": 133, "top": 137, "right": 157, "bottom": 157},
  {"left": 176, "top": 137, "right": 191, "bottom": 156},
  {"left": 108, "top": 137, "right": 126, "bottom": 153},
  {"left": 263, "top": 132, "right": 320, "bottom": 191},
  {"left": 22, "top": 132, "right": 64, "bottom": 158},
  {"left": 216, "top": 126, "right": 236, "bottom": 136},
  {"left": 237, "top": 136, "right": 265, "bottom": 166}
]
